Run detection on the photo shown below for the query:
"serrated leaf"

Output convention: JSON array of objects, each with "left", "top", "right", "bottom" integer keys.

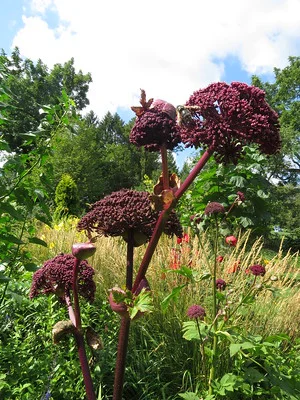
[
  {"left": 229, "top": 175, "right": 247, "bottom": 187},
  {"left": 182, "top": 321, "right": 199, "bottom": 341}
]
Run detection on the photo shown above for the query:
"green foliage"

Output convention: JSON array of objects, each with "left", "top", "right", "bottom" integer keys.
[
  {"left": 0, "top": 47, "right": 91, "bottom": 153},
  {"left": 50, "top": 113, "right": 160, "bottom": 205},
  {"left": 180, "top": 146, "right": 273, "bottom": 236},
  {"left": 252, "top": 56, "right": 300, "bottom": 184},
  {"left": 54, "top": 174, "right": 79, "bottom": 221}
]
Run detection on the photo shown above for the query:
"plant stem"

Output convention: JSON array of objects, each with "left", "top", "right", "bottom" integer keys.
[
  {"left": 72, "top": 257, "right": 96, "bottom": 400},
  {"left": 113, "top": 230, "right": 134, "bottom": 400},
  {"left": 196, "top": 318, "right": 207, "bottom": 386},
  {"left": 113, "top": 316, "right": 131, "bottom": 400},
  {"left": 132, "top": 148, "right": 213, "bottom": 292}
]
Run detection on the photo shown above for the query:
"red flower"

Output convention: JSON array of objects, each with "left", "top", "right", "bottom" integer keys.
[
  {"left": 216, "top": 255, "right": 224, "bottom": 263},
  {"left": 227, "top": 260, "right": 241, "bottom": 274},
  {"left": 249, "top": 264, "right": 266, "bottom": 277},
  {"left": 225, "top": 235, "right": 237, "bottom": 246}
]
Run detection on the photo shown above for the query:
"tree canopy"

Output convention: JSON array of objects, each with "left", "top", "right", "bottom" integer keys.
[
  {"left": 252, "top": 56, "right": 300, "bottom": 184},
  {"left": 0, "top": 47, "right": 92, "bottom": 152}
]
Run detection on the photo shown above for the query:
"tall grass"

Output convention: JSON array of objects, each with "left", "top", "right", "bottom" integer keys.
[{"left": 27, "top": 221, "right": 299, "bottom": 398}]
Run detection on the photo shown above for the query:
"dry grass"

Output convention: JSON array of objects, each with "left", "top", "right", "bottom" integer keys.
[{"left": 29, "top": 221, "right": 300, "bottom": 339}]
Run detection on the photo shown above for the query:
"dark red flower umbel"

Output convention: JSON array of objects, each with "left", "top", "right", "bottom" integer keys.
[
  {"left": 204, "top": 202, "right": 225, "bottom": 215},
  {"left": 77, "top": 189, "right": 182, "bottom": 246},
  {"left": 130, "top": 92, "right": 182, "bottom": 151},
  {"left": 180, "top": 82, "right": 280, "bottom": 164},
  {"left": 30, "top": 254, "right": 96, "bottom": 303},
  {"left": 187, "top": 305, "right": 206, "bottom": 320},
  {"left": 249, "top": 264, "right": 266, "bottom": 277}
]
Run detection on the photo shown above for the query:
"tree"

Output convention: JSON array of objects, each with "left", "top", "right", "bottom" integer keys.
[
  {"left": 0, "top": 47, "right": 92, "bottom": 152},
  {"left": 54, "top": 174, "right": 80, "bottom": 220},
  {"left": 252, "top": 56, "right": 300, "bottom": 184},
  {"left": 50, "top": 113, "right": 160, "bottom": 207}
]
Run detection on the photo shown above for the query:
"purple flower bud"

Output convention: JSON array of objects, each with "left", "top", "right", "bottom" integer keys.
[
  {"left": 216, "top": 278, "right": 227, "bottom": 290},
  {"left": 72, "top": 242, "right": 96, "bottom": 260},
  {"left": 237, "top": 191, "right": 245, "bottom": 202},
  {"left": 130, "top": 98, "right": 181, "bottom": 151}
]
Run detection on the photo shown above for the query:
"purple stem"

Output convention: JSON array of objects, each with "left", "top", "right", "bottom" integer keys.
[
  {"left": 72, "top": 258, "right": 96, "bottom": 400},
  {"left": 113, "top": 229, "right": 135, "bottom": 400},
  {"left": 132, "top": 148, "right": 213, "bottom": 293}
]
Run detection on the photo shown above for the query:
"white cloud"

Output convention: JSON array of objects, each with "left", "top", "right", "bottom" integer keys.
[{"left": 11, "top": 0, "right": 300, "bottom": 118}]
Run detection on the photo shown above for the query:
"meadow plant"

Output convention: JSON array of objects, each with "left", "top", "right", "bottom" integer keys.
[{"left": 30, "top": 83, "right": 281, "bottom": 399}]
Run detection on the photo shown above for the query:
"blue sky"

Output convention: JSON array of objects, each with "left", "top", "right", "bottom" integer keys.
[{"left": 1, "top": 0, "right": 300, "bottom": 167}]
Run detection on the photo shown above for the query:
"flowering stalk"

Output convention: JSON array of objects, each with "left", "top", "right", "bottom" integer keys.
[
  {"left": 72, "top": 257, "right": 96, "bottom": 400},
  {"left": 132, "top": 148, "right": 213, "bottom": 292},
  {"left": 113, "top": 229, "right": 134, "bottom": 400}
]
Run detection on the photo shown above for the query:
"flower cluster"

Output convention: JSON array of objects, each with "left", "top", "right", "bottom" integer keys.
[
  {"left": 30, "top": 254, "right": 96, "bottom": 303},
  {"left": 180, "top": 82, "right": 280, "bottom": 164},
  {"left": 249, "top": 264, "right": 266, "bottom": 276},
  {"left": 204, "top": 202, "right": 225, "bottom": 216},
  {"left": 187, "top": 305, "right": 206, "bottom": 320},
  {"left": 130, "top": 98, "right": 181, "bottom": 151},
  {"left": 77, "top": 189, "right": 182, "bottom": 246}
]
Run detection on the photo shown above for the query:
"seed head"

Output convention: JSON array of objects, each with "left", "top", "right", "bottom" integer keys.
[
  {"left": 204, "top": 202, "right": 225, "bottom": 215},
  {"left": 180, "top": 82, "right": 280, "bottom": 164},
  {"left": 77, "top": 189, "right": 182, "bottom": 246},
  {"left": 30, "top": 254, "right": 95, "bottom": 303},
  {"left": 187, "top": 304, "right": 206, "bottom": 320}
]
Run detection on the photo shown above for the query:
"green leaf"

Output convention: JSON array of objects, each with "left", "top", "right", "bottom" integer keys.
[
  {"left": 28, "top": 237, "right": 48, "bottom": 247},
  {"left": 161, "top": 284, "right": 187, "bottom": 312},
  {"left": 130, "top": 289, "right": 154, "bottom": 319},
  {"left": 0, "top": 274, "right": 11, "bottom": 283},
  {"left": 257, "top": 189, "right": 269, "bottom": 199},
  {"left": 24, "top": 262, "right": 39, "bottom": 272},
  {"left": 0, "top": 233, "right": 24, "bottom": 244},
  {"left": 230, "top": 341, "right": 255, "bottom": 357},
  {"left": 0, "top": 202, "right": 24, "bottom": 221},
  {"left": 229, "top": 175, "right": 247, "bottom": 187}
]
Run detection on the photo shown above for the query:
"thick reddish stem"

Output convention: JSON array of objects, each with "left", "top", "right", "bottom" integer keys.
[
  {"left": 72, "top": 258, "right": 96, "bottom": 400},
  {"left": 132, "top": 148, "right": 213, "bottom": 293},
  {"left": 72, "top": 258, "right": 82, "bottom": 329},
  {"left": 112, "top": 231, "right": 135, "bottom": 400},
  {"left": 74, "top": 332, "right": 96, "bottom": 400},
  {"left": 113, "top": 316, "right": 131, "bottom": 400}
]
